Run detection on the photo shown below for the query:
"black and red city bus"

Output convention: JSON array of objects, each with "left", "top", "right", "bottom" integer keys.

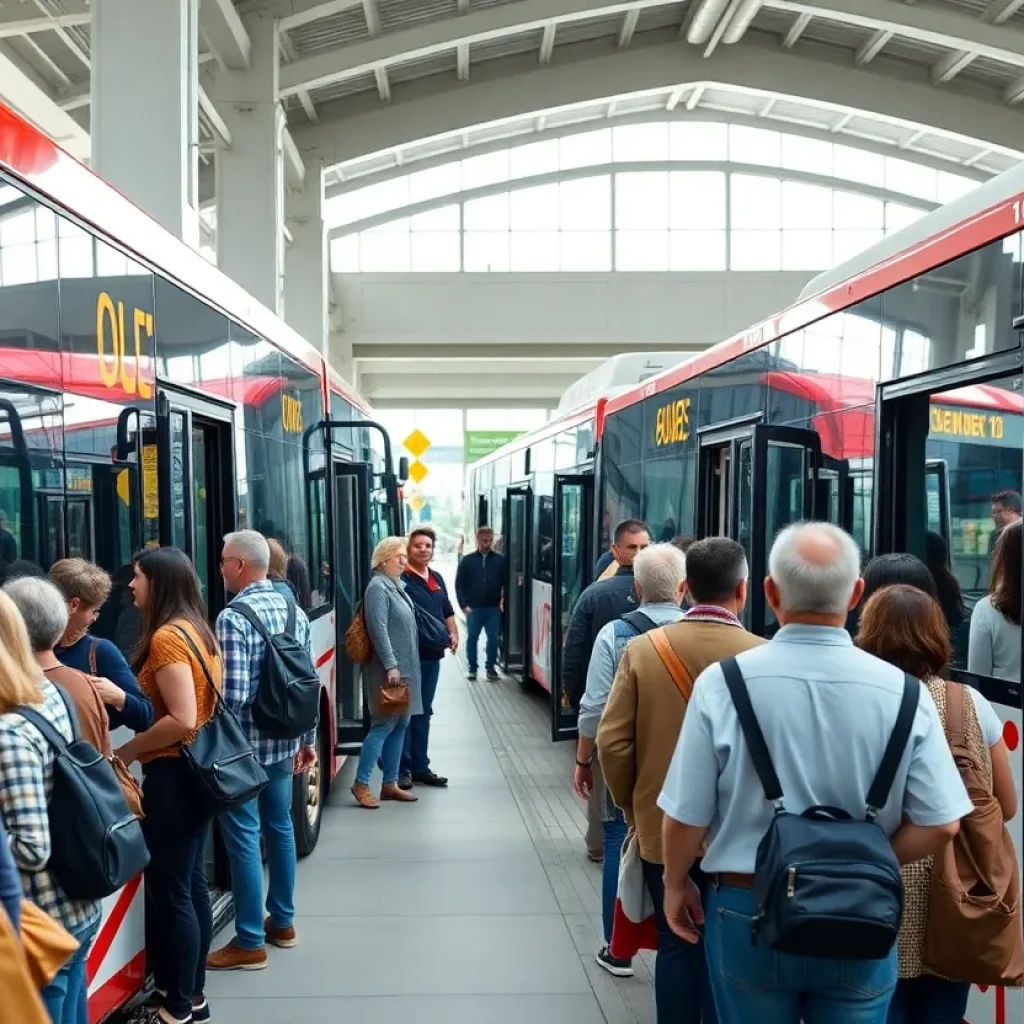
[{"left": 0, "top": 102, "right": 403, "bottom": 1019}]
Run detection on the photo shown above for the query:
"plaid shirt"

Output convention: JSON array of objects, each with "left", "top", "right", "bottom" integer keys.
[
  {"left": 216, "top": 580, "right": 316, "bottom": 766},
  {"left": 0, "top": 680, "right": 102, "bottom": 932}
]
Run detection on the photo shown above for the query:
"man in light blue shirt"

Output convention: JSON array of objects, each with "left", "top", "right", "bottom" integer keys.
[
  {"left": 574, "top": 543, "right": 686, "bottom": 978},
  {"left": 658, "top": 522, "right": 972, "bottom": 1024}
]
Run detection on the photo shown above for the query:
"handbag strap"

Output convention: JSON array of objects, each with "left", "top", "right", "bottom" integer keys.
[
  {"left": 864, "top": 675, "right": 920, "bottom": 820},
  {"left": 721, "top": 657, "right": 785, "bottom": 808},
  {"left": 88, "top": 638, "right": 98, "bottom": 676},
  {"left": 649, "top": 629, "right": 694, "bottom": 703},
  {"left": 942, "top": 680, "right": 967, "bottom": 747},
  {"left": 171, "top": 625, "right": 223, "bottom": 708}
]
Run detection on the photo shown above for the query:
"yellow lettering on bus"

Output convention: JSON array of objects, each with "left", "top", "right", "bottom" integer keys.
[
  {"left": 654, "top": 397, "right": 691, "bottom": 446},
  {"left": 96, "top": 292, "right": 119, "bottom": 388},
  {"left": 282, "top": 394, "right": 303, "bottom": 434},
  {"left": 95, "top": 292, "right": 155, "bottom": 398}
]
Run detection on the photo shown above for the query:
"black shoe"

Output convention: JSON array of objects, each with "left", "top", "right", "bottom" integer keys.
[
  {"left": 486, "top": 670, "right": 500, "bottom": 682},
  {"left": 397, "top": 773, "right": 413, "bottom": 791},
  {"left": 467, "top": 671, "right": 477, "bottom": 681},
  {"left": 412, "top": 770, "right": 448, "bottom": 787},
  {"left": 595, "top": 945, "right": 634, "bottom": 978},
  {"left": 192, "top": 999, "right": 212, "bottom": 1023}
]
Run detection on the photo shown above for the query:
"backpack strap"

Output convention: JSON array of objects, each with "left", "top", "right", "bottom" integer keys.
[
  {"left": 620, "top": 611, "right": 658, "bottom": 636},
  {"left": 943, "top": 681, "right": 967, "bottom": 748},
  {"left": 864, "top": 675, "right": 920, "bottom": 821},
  {"left": 230, "top": 601, "right": 276, "bottom": 642},
  {"left": 721, "top": 657, "right": 784, "bottom": 808},
  {"left": 285, "top": 597, "right": 297, "bottom": 636},
  {"left": 649, "top": 629, "right": 695, "bottom": 703}
]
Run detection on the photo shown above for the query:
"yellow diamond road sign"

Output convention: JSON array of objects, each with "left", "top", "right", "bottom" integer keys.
[
  {"left": 403, "top": 429, "right": 431, "bottom": 459},
  {"left": 408, "top": 460, "right": 429, "bottom": 483}
]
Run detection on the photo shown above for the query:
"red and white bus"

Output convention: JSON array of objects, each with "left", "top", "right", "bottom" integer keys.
[
  {"left": 0, "top": 103, "right": 401, "bottom": 1019},
  {"left": 469, "top": 162, "right": 1024, "bottom": 1024}
]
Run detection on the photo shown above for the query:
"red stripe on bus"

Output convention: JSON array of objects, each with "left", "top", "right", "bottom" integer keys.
[
  {"left": 86, "top": 876, "right": 142, "bottom": 984},
  {"left": 315, "top": 647, "right": 335, "bottom": 670},
  {"left": 88, "top": 949, "right": 146, "bottom": 1024}
]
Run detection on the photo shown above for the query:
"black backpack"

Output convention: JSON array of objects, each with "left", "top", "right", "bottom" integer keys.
[
  {"left": 16, "top": 686, "right": 149, "bottom": 900},
  {"left": 232, "top": 598, "right": 320, "bottom": 740},
  {"left": 720, "top": 657, "right": 918, "bottom": 961}
]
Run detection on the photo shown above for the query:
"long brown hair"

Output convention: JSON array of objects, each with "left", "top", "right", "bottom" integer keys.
[
  {"left": 991, "top": 520, "right": 1022, "bottom": 626},
  {"left": 857, "top": 584, "right": 951, "bottom": 680},
  {"left": 132, "top": 547, "right": 218, "bottom": 670}
]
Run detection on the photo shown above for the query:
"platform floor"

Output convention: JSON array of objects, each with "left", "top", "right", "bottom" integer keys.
[{"left": 205, "top": 651, "right": 657, "bottom": 1024}]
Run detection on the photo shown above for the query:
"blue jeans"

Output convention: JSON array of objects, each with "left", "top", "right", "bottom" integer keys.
[
  {"left": 886, "top": 975, "right": 970, "bottom": 1024},
  {"left": 401, "top": 659, "right": 441, "bottom": 776},
  {"left": 467, "top": 607, "right": 500, "bottom": 673},
  {"left": 356, "top": 714, "right": 411, "bottom": 786},
  {"left": 41, "top": 917, "right": 99, "bottom": 1024},
  {"left": 602, "top": 807, "right": 629, "bottom": 944},
  {"left": 219, "top": 758, "right": 296, "bottom": 951},
  {"left": 643, "top": 859, "right": 717, "bottom": 1024},
  {"left": 705, "top": 885, "right": 897, "bottom": 1024}
]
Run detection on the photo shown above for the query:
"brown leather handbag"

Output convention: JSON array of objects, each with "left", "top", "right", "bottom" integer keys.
[
  {"left": 0, "top": 903, "right": 49, "bottom": 1024},
  {"left": 377, "top": 678, "right": 410, "bottom": 717},
  {"left": 344, "top": 603, "right": 373, "bottom": 664},
  {"left": 20, "top": 899, "right": 79, "bottom": 989}
]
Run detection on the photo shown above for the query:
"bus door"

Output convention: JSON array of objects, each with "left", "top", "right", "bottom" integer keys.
[
  {"left": 551, "top": 474, "right": 593, "bottom": 741},
  {"left": 501, "top": 486, "right": 531, "bottom": 678}
]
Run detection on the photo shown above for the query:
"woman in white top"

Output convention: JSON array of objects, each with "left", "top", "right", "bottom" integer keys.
[{"left": 969, "top": 520, "right": 1022, "bottom": 683}]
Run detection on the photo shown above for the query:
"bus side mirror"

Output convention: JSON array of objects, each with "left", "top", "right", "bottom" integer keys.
[{"left": 398, "top": 456, "right": 409, "bottom": 482}]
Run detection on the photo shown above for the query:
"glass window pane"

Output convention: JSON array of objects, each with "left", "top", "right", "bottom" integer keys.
[
  {"left": 886, "top": 202, "right": 925, "bottom": 234},
  {"left": 0, "top": 210, "right": 34, "bottom": 245},
  {"left": 670, "top": 172, "right": 725, "bottom": 229},
  {"left": 669, "top": 122, "right": 727, "bottom": 160},
  {"left": 408, "top": 164, "right": 461, "bottom": 203},
  {"left": 560, "top": 176, "right": 611, "bottom": 230},
  {"left": 358, "top": 229, "right": 410, "bottom": 272},
  {"left": 367, "top": 215, "right": 409, "bottom": 233},
  {"left": 616, "top": 230, "right": 669, "bottom": 270},
  {"left": 560, "top": 128, "right": 612, "bottom": 170},
  {"left": 731, "top": 175, "right": 781, "bottom": 229},
  {"left": 461, "top": 151, "right": 511, "bottom": 189},
  {"left": 782, "top": 230, "right": 833, "bottom": 270},
  {"left": 613, "top": 122, "right": 669, "bottom": 161},
  {"left": 937, "top": 171, "right": 977, "bottom": 204},
  {"left": 885, "top": 157, "right": 936, "bottom": 201},
  {"left": 463, "top": 231, "right": 509, "bottom": 272},
  {"left": 560, "top": 231, "right": 611, "bottom": 271},
  {"left": 833, "top": 145, "right": 884, "bottom": 187},
  {"left": 730, "top": 230, "right": 781, "bottom": 270},
  {"left": 833, "top": 229, "right": 884, "bottom": 263},
  {"left": 729, "top": 125, "right": 781, "bottom": 167},
  {"left": 510, "top": 232, "right": 559, "bottom": 271},
  {"left": 2, "top": 243, "right": 36, "bottom": 285},
  {"left": 335, "top": 177, "right": 411, "bottom": 224},
  {"left": 834, "top": 191, "right": 883, "bottom": 229},
  {"left": 330, "top": 235, "right": 359, "bottom": 272},
  {"left": 411, "top": 232, "right": 460, "bottom": 271},
  {"left": 782, "top": 181, "right": 833, "bottom": 230},
  {"left": 464, "top": 192, "right": 509, "bottom": 230},
  {"left": 510, "top": 183, "right": 560, "bottom": 230},
  {"left": 670, "top": 230, "right": 726, "bottom": 270},
  {"left": 95, "top": 243, "right": 129, "bottom": 277},
  {"left": 781, "top": 134, "right": 833, "bottom": 175},
  {"left": 616, "top": 172, "right": 669, "bottom": 229},
  {"left": 510, "top": 139, "right": 560, "bottom": 179},
  {"left": 58, "top": 223, "right": 93, "bottom": 278},
  {"left": 410, "top": 204, "right": 459, "bottom": 230}
]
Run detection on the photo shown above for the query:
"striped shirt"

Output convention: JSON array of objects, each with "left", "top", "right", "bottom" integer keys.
[
  {"left": 216, "top": 580, "right": 316, "bottom": 766},
  {"left": 0, "top": 681, "right": 102, "bottom": 932}
]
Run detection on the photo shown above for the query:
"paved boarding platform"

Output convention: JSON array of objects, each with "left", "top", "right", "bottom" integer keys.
[{"left": 206, "top": 653, "right": 657, "bottom": 1024}]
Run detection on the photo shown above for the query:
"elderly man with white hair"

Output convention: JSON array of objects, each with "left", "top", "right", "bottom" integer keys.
[
  {"left": 657, "top": 522, "right": 972, "bottom": 1024},
  {"left": 575, "top": 542, "right": 687, "bottom": 977}
]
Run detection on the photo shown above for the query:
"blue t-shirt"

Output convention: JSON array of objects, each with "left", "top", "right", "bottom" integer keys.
[{"left": 55, "top": 634, "right": 152, "bottom": 732}]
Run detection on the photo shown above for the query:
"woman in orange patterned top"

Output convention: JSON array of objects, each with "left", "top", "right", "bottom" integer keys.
[{"left": 115, "top": 547, "right": 222, "bottom": 1024}]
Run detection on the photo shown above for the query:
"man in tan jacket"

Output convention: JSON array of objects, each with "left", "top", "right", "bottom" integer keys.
[{"left": 598, "top": 537, "right": 764, "bottom": 1024}]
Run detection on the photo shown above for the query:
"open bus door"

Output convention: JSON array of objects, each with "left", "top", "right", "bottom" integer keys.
[
  {"left": 550, "top": 474, "right": 593, "bottom": 741},
  {"left": 501, "top": 486, "right": 531, "bottom": 678}
]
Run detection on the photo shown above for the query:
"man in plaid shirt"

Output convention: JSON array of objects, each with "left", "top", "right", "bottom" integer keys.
[{"left": 206, "top": 531, "right": 316, "bottom": 972}]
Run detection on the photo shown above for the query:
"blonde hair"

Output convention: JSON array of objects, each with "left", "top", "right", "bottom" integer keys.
[
  {"left": 371, "top": 536, "right": 407, "bottom": 570},
  {"left": 0, "top": 590, "right": 45, "bottom": 711},
  {"left": 266, "top": 537, "right": 289, "bottom": 581},
  {"left": 49, "top": 557, "right": 112, "bottom": 608}
]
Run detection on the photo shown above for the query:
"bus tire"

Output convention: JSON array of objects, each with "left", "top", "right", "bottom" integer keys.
[{"left": 292, "top": 718, "right": 325, "bottom": 858}]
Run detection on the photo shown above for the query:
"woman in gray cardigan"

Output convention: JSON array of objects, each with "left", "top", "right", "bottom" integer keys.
[{"left": 351, "top": 536, "right": 423, "bottom": 809}]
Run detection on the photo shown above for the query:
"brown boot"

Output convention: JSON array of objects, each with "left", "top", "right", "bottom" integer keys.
[
  {"left": 265, "top": 916, "right": 297, "bottom": 948},
  {"left": 207, "top": 938, "right": 268, "bottom": 971},
  {"left": 351, "top": 782, "right": 379, "bottom": 809},
  {"left": 380, "top": 783, "right": 418, "bottom": 802}
]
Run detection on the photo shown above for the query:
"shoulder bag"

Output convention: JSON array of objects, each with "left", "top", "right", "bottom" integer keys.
[
  {"left": 344, "top": 602, "right": 373, "bottom": 664},
  {"left": 19, "top": 898, "right": 79, "bottom": 989},
  {"left": 173, "top": 626, "right": 268, "bottom": 812},
  {"left": 0, "top": 901, "right": 50, "bottom": 1023}
]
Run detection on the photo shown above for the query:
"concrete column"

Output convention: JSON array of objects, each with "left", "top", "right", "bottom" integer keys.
[
  {"left": 329, "top": 334, "right": 355, "bottom": 387},
  {"left": 284, "top": 158, "right": 327, "bottom": 355},
  {"left": 91, "top": 0, "right": 200, "bottom": 247},
  {"left": 212, "top": 12, "right": 283, "bottom": 312}
]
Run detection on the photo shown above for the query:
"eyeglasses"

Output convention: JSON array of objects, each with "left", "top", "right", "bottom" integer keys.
[{"left": 219, "top": 556, "right": 243, "bottom": 567}]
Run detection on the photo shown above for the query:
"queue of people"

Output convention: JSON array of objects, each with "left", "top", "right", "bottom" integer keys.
[{"left": 575, "top": 516, "right": 1022, "bottom": 1024}]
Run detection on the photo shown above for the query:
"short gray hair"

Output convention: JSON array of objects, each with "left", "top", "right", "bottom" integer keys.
[
  {"left": 3, "top": 576, "right": 69, "bottom": 652},
  {"left": 768, "top": 522, "right": 861, "bottom": 616},
  {"left": 633, "top": 543, "right": 686, "bottom": 605},
  {"left": 223, "top": 530, "right": 271, "bottom": 571}
]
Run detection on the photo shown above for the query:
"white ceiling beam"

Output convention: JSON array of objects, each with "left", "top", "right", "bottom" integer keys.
[
  {"left": 298, "top": 89, "right": 319, "bottom": 120},
  {"left": 964, "top": 147, "right": 994, "bottom": 167},
  {"left": 199, "top": 0, "right": 252, "bottom": 70},
  {"left": 281, "top": 0, "right": 692, "bottom": 95},
  {"left": 618, "top": 8, "right": 640, "bottom": 48},
  {"left": 830, "top": 111, "right": 854, "bottom": 132},
  {"left": 17, "top": 33, "right": 72, "bottom": 87},
  {"left": 197, "top": 85, "right": 232, "bottom": 146},
  {"left": 722, "top": 0, "right": 766, "bottom": 44},
  {"left": 283, "top": 126, "right": 307, "bottom": 188},
  {"left": 703, "top": 0, "right": 742, "bottom": 58},
  {"left": 458, "top": 0, "right": 470, "bottom": 12},
  {"left": 30, "top": 0, "right": 89, "bottom": 70},
  {"left": 855, "top": 29, "right": 892, "bottom": 66},
  {"left": 782, "top": 11, "right": 811, "bottom": 47},
  {"left": 685, "top": 83, "right": 704, "bottom": 110},
  {"left": 362, "top": 0, "right": 381, "bottom": 36},
  {"left": 374, "top": 67, "right": 391, "bottom": 102},
  {"left": 539, "top": 22, "right": 556, "bottom": 64},
  {"left": 0, "top": 14, "right": 90, "bottom": 37},
  {"left": 277, "top": 1, "right": 365, "bottom": 33},
  {"left": 985, "top": 0, "right": 1024, "bottom": 24},
  {"left": 898, "top": 128, "right": 926, "bottom": 149},
  {"left": 931, "top": 49, "right": 976, "bottom": 85},
  {"left": 1004, "top": 74, "right": 1024, "bottom": 104},
  {"left": 57, "top": 81, "right": 90, "bottom": 111},
  {"left": 665, "top": 85, "right": 685, "bottom": 110},
  {"left": 457, "top": 42, "right": 470, "bottom": 80}
]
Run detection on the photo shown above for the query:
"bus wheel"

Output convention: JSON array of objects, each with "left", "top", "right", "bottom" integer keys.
[{"left": 292, "top": 719, "right": 325, "bottom": 858}]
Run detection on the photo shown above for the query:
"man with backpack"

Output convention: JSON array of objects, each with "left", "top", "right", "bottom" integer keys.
[
  {"left": 657, "top": 523, "right": 972, "bottom": 1024},
  {"left": 574, "top": 543, "right": 686, "bottom": 977},
  {"left": 208, "top": 531, "right": 317, "bottom": 972}
]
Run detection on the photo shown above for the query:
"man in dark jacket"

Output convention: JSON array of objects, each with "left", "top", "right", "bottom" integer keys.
[
  {"left": 455, "top": 525, "right": 505, "bottom": 681},
  {"left": 563, "top": 518, "right": 649, "bottom": 861}
]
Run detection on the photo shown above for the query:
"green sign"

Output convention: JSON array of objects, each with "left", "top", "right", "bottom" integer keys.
[{"left": 464, "top": 429, "right": 524, "bottom": 462}]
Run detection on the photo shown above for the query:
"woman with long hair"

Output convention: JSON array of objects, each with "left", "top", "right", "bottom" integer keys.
[
  {"left": 923, "top": 531, "right": 970, "bottom": 667},
  {"left": 115, "top": 547, "right": 221, "bottom": 1024},
  {"left": 970, "top": 520, "right": 1022, "bottom": 682},
  {"left": 858, "top": 584, "right": 1016, "bottom": 1023},
  {"left": 0, "top": 589, "right": 103, "bottom": 1024}
]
